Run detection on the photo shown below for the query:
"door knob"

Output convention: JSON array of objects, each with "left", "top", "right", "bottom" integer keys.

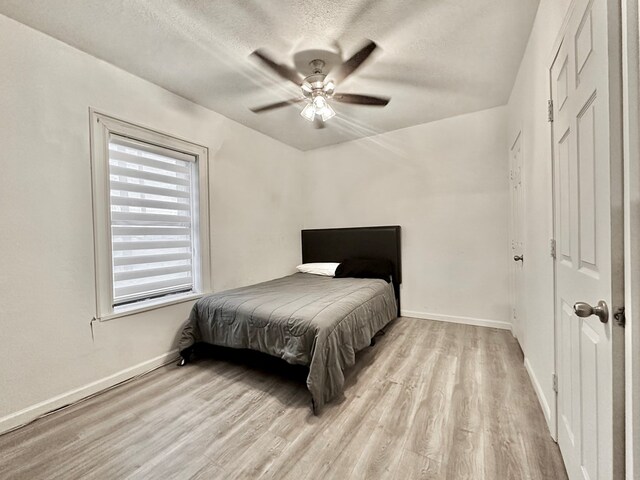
[
  {"left": 513, "top": 255, "right": 524, "bottom": 262},
  {"left": 573, "top": 300, "right": 609, "bottom": 323}
]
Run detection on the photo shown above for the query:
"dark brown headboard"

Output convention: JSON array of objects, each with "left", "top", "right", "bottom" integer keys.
[{"left": 301, "top": 226, "right": 401, "bottom": 313}]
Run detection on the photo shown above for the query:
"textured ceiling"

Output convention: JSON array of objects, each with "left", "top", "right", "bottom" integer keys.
[{"left": 0, "top": 0, "right": 540, "bottom": 150}]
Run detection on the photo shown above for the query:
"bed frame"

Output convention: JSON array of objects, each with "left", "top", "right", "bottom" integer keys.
[
  {"left": 177, "top": 225, "right": 402, "bottom": 367},
  {"left": 301, "top": 225, "right": 402, "bottom": 315}
]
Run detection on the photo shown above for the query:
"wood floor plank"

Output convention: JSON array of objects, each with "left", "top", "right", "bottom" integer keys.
[
  {"left": 261, "top": 380, "right": 390, "bottom": 480},
  {"left": 0, "top": 318, "right": 568, "bottom": 480},
  {"left": 348, "top": 381, "right": 411, "bottom": 480},
  {"left": 393, "top": 448, "right": 442, "bottom": 479},
  {"left": 189, "top": 460, "right": 228, "bottom": 480}
]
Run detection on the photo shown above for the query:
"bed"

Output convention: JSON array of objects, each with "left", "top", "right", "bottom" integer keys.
[{"left": 178, "top": 226, "right": 402, "bottom": 412}]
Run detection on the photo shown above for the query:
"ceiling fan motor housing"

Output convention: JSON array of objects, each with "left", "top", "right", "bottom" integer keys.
[
  {"left": 309, "top": 59, "right": 325, "bottom": 74},
  {"left": 302, "top": 60, "right": 335, "bottom": 100}
]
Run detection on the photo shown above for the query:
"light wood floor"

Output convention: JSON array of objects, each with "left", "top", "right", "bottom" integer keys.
[{"left": 0, "top": 317, "right": 568, "bottom": 479}]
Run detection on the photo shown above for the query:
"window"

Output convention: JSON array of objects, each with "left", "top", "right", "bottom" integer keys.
[
  {"left": 108, "top": 136, "right": 197, "bottom": 306},
  {"left": 90, "top": 111, "right": 210, "bottom": 320}
]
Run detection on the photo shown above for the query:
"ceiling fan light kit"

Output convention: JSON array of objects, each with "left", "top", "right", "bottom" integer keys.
[
  {"left": 299, "top": 94, "right": 335, "bottom": 124},
  {"left": 250, "top": 40, "right": 390, "bottom": 127},
  {"left": 299, "top": 69, "right": 336, "bottom": 123}
]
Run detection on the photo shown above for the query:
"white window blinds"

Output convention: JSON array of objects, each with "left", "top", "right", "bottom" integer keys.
[{"left": 108, "top": 135, "right": 197, "bottom": 306}]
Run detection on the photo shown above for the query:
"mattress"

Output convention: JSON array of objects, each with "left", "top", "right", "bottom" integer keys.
[{"left": 178, "top": 272, "right": 397, "bottom": 412}]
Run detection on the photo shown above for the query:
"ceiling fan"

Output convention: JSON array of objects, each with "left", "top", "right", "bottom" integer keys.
[{"left": 249, "top": 40, "right": 390, "bottom": 128}]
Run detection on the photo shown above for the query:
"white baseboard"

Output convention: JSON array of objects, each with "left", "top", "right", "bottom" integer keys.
[
  {"left": 401, "top": 310, "right": 512, "bottom": 331},
  {"left": 0, "top": 349, "right": 178, "bottom": 435},
  {"left": 524, "top": 357, "right": 555, "bottom": 438}
]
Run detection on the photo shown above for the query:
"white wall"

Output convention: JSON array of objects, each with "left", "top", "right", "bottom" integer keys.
[
  {"left": 0, "top": 14, "right": 304, "bottom": 432},
  {"left": 302, "top": 106, "right": 511, "bottom": 328},
  {"left": 506, "top": 0, "right": 572, "bottom": 434}
]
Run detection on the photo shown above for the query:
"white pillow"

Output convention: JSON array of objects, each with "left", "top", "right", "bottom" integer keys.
[{"left": 296, "top": 262, "right": 340, "bottom": 277}]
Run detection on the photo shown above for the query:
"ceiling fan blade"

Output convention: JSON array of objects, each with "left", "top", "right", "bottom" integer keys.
[
  {"left": 330, "top": 40, "right": 378, "bottom": 84},
  {"left": 313, "top": 117, "right": 326, "bottom": 129},
  {"left": 250, "top": 98, "right": 305, "bottom": 113},
  {"left": 333, "top": 93, "right": 390, "bottom": 106},
  {"left": 251, "top": 49, "right": 303, "bottom": 86}
]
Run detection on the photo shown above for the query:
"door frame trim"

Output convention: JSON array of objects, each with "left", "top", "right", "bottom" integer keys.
[
  {"left": 548, "top": 38, "right": 563, "bottom": 445},
  {"left": 546, "top": 1, "right": 577, "bottom": 444},
  {"left": 509, "top": 128, "right": 524, "bottom": 342},
  {"left": 622, "top": 0, "right": 640, "bottom": 477}
]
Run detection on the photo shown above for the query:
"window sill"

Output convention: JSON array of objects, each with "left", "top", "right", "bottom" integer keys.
[{"left": 98, "top": 292, "right": 205, "bottom": 322}]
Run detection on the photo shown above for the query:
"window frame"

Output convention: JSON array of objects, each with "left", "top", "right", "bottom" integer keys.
[{"left": 90, "top": 110, "right": 211, "bottom": 321}]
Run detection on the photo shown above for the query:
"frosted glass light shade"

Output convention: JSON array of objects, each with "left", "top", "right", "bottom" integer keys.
[
  {"left": 320, "top": 103, "right": 336, "bottom": 121},
  {"left": 313, "top": 95, "right": 327, "bottom": 110},
  {"left": 323, "top": 81, "right": 335, "bottom": 94},
  {"left": 300, "top": 103, "right": 316, "bottom": 121}
]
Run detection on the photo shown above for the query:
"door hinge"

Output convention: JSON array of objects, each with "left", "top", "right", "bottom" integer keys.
[
  {"left": 614, "top": 307, "right": 626, "bottom": 327},
  {"left": 550, "top": 239, "right": 557, "bottom": 259},
  {"left": 552, "top": 373, "right": 558, "bottom": 393},
  {"left": 548, "top": 99, "right": 554, "bottom": 123}
]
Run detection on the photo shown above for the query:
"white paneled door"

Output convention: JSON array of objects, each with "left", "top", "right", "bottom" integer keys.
[
  {"left": 510, "top": 132, "right": 525, "bottom": 341},
  {"left": 550, "top": 0, "right": 624, "bottom": 478}
]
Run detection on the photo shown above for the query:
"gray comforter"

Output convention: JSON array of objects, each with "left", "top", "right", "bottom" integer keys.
[{"left": 179, "top": 272, "right": 397, "bottom": 412}]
